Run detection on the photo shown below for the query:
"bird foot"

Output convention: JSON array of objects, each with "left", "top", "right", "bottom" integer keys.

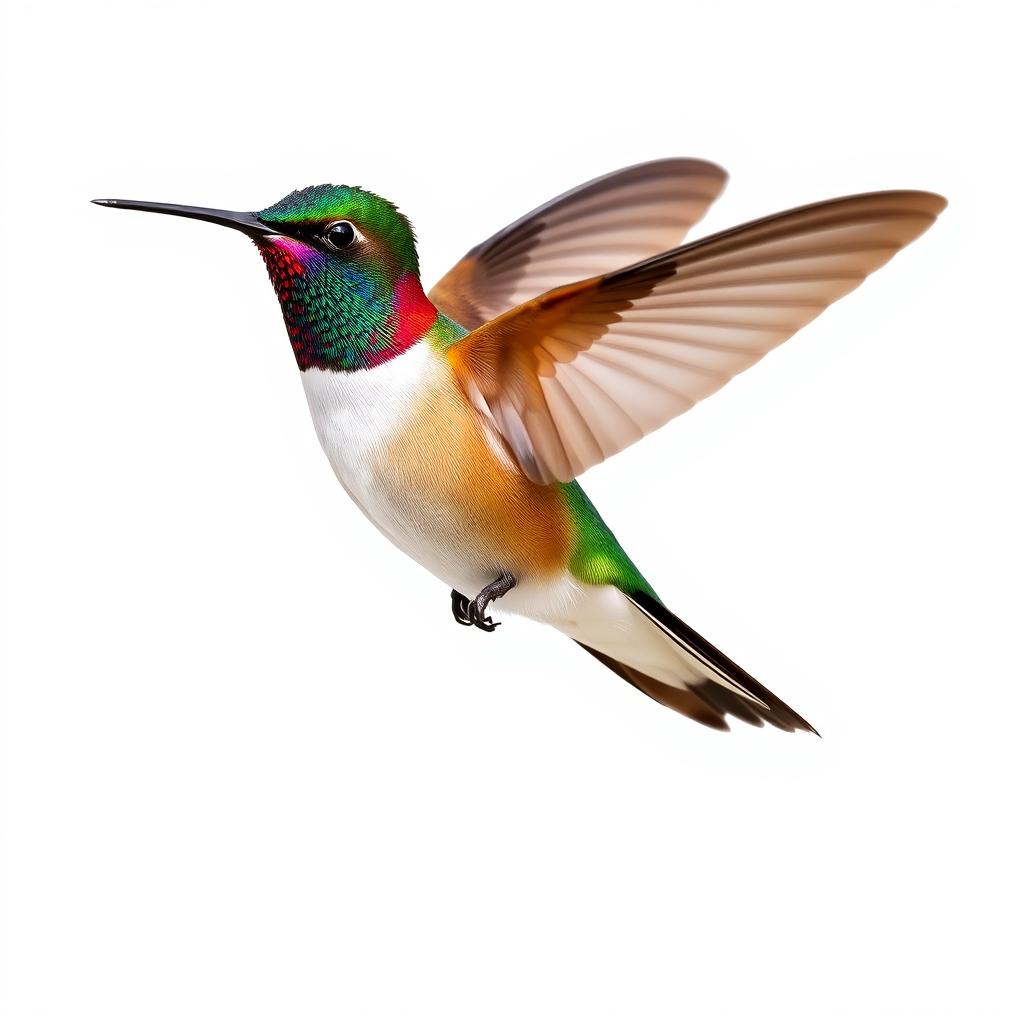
[{"left": 450, "top": 572, "right": 516, "bottom": 633}]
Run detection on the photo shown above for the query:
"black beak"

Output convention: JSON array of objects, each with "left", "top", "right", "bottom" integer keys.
[{"left": 91, "top": 198, "right": 277, "bottom": 238}]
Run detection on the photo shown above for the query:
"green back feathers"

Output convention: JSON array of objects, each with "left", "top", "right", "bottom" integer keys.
[{"left": 559, "top": 482, "right": 657, "bottom": 598}]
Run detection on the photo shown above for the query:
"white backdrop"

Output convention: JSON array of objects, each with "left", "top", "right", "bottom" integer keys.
[{"left": 2, "top": 1, "right": 1021, "bottom": 1021}]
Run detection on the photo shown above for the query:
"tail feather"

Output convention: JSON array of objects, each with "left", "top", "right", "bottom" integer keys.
[
  {"left": 575, "top": 589, "right": 818, "bottom": 735},
  {"left": 626, "top": 590, "right": 818, "bottom": 734}
]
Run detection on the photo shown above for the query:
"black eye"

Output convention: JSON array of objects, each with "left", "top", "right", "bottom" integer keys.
[{"left": 323, "top": 220, "right": 357, "bottom": 250}]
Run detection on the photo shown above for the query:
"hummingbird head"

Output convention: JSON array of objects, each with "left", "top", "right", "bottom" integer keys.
[
  {"left": 252, "top": 184, "right": 443, "bottom": 371},
  {"left": 93, "top": 184, "right": 446, "bottom": 372}
]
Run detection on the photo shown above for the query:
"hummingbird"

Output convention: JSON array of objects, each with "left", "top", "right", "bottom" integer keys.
[{"left": 94, "top": 160, "right": 944, "bottom": 734}]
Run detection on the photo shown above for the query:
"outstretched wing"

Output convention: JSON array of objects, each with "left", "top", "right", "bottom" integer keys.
[
  {"left": 446, "top": 190, "right": 946, "bottom": 484},
  {"left": 429, "top": 159, "right": 728, "bottom": 331}
]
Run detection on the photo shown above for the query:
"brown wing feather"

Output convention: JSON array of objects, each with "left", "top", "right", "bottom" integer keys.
[
  {"left": 429, "top": 159, "right": 727, "bottom": 330},
  {"left": 448, "top": 190, "right": 946, "bottom": 484}
]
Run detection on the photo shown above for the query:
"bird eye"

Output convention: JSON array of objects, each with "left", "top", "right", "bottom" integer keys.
[{"left": 323, "top": 220, "right": 357, "bottom": 250}]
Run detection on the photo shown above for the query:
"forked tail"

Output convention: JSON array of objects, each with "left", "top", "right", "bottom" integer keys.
[{"left": 577, "top": 589, "right": 818, "bottom": 734}]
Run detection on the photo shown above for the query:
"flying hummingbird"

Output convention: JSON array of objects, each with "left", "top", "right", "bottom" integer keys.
[{"left": 94, "top": 160, "right": 944, "bottom": 734}]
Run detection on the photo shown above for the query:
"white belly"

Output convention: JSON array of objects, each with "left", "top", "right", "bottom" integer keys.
[
  {"left": 299, "top": 344, "right": 587, "bottom": 620},
  {"left": 296, "top": 344, "right": 643, "bottom": 630},
  {"left": 298, "top": 346, "right": 677, "bottom": 660}
]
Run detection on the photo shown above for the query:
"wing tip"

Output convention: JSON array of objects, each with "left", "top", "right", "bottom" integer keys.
[
  {"left": 834, "top": 188, "right": 948, "bottom": 224},
  {"left": 658, "top": 156, "right": 729, "bottom": 186}
]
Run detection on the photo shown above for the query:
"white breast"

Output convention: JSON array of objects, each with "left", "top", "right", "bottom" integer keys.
[
  {"left": 300, "top": 341, "right": 434, "bottom": 537},
  {"left": 299, "top": 342, "right": 497, "bottom": 601}
]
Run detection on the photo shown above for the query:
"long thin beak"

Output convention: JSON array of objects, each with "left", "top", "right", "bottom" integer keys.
[{"left": 91, "top": 198, "right": 278, "bottom": 237}]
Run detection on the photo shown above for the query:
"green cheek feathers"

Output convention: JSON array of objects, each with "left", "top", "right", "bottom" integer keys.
[{"left": 256, "top": 238, "right": 436, "bottom": 371}]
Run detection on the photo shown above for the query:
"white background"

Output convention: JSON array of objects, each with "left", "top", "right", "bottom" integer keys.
[{"left": 2, "top": 1, "right": 1021, "bottom": 1021}]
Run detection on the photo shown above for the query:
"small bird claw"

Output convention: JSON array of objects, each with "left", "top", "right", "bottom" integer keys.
[
  {"left": 469, "top": 601, "right": 500, "bottom": 632},
  {"left": 450, "top": 573, "right": 516, "bottom": 634},
  {"left": 450, "top": 589, "right": 474, "bottom": 626}
]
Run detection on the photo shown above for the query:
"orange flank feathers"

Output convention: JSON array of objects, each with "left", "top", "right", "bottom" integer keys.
[{"left": 378, "top": 353, "right": 574, "bottom": 580}]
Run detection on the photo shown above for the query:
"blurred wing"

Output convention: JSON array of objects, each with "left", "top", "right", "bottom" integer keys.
[
  {"left": 429, "top": 159, "right": 727, "bottom": 330},
  {"left": 447, "top": 190, "right": 946, "bottom": 484}
]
